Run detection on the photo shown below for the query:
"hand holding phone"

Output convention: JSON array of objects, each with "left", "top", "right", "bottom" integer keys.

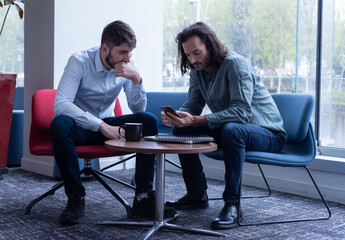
[{"left": 160, "top": 106, "right": 181, "bottom": 118}]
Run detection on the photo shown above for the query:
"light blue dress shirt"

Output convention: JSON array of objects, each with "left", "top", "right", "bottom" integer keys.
[
  {"left": 180, "top": 51, "right": 286, "bottom": 137},
  {"left": 54, "top": 46, "right": 147, "bottom": 132}
]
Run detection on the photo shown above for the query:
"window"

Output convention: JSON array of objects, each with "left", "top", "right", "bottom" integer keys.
[
  {"left": 0, "top": 4, "right": 24, "bottom": 87},
  {"left": 319, "top": 0, "right": 345, "bottom": 150},
  {"left": 163, "top": 0, "right": 345, "bottom": 154}
]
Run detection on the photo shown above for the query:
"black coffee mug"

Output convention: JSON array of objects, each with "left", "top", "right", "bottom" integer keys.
[{"left": 118, "top": 123, "right": 143, "bottom": 141}]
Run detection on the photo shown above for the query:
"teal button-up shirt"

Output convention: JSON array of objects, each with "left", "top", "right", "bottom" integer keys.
[{"left": 180, "top": 52, "right": 286, "bottom": 136}]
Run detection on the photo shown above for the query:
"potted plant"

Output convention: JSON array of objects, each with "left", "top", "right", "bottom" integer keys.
[
  {"left": 0, "top": 0, "right": 25, "bottom": 37},
  {"left": 0, "top": 0, "right": 26, "bottom": 177}
]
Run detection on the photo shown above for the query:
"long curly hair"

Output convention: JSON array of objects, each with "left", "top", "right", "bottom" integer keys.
[{"left": 175, "top": 22, "right": 228, "bottom": 75}]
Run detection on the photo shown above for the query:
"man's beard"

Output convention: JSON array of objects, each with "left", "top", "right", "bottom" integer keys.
[
  {"left": 192, "top": 52, "right": 210, "bottom": 71},
  {"left": 105, "top": 52, "right": 115, "bottom": 69}
]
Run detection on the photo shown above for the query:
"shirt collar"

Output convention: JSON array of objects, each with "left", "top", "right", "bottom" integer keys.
[{"left": 95, "top": 47, "right": 112, "bottom": 73}]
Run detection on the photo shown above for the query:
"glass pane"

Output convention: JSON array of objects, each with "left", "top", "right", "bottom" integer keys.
[
  {"left": 163, "top": 0, "right": 195, "bottom": 92},
  {"left": 163, "top": 0, "right": 317, "bottom": 94},
  {"left": 0, "top": 5, "right": 24, "bottom": 87},
  {"left": 296, "top": 0, "right": 318, "bottom": 127},
  {"left": 319, "top": 0, "right": 345, "bottom": 148},
  {"left": 163, "top": 0, "right": 345, "bottom": 151}
]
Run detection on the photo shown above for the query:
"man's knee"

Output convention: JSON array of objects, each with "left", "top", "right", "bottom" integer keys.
[
  {"left": 221, "top": 123, "right": 245, "bottom": 143},
  {"left": 50, "top": 115, "right": 73, "bottom": 129},
  {"left": 50, "top": 115, "right": 75, "bottom": 138}
]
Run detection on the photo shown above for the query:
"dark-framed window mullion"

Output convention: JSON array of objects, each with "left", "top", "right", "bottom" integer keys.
[{"left": 315, "top": 0, "right": 323, "bottom": 147}]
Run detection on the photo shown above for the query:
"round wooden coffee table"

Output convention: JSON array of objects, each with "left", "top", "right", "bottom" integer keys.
[{"left": 98, "top": 138, "right": 225, "bottom": 240}]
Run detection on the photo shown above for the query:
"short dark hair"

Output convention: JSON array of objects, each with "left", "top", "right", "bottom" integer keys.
[
  {"left": 101, "top": 20, "right": 136, "bottom": 49},
  {"left": 175, "top": 22, "right": 228, "bottom": 75}
]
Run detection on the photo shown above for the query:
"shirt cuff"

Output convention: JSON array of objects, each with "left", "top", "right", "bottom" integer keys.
[
  {"left": 205, "top": 114, "right": 216, "bottom": 129},
  {"left": 85, "top": 113, "right": 103, "bottom": 132},
  {"left": 132, "top": 81, "right": 145, "bottom": 91}
]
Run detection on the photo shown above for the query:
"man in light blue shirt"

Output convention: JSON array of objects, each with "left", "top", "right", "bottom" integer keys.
[
  {"left": 163, "top": 22, "right": 286, "bottom": 229},
  {"left": 50, "top": 20, "right": 176, "bottom": 225}
]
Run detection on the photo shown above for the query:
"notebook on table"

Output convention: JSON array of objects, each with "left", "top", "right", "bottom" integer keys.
[{"left": 143, "top": 135, "right": 214, "bottom": 144}]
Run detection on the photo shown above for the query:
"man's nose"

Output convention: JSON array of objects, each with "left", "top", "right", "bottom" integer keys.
[
  {"left": 189, "top": 56, "right": 195, "bottom": 64},
  {"left": 124, "top": 53, "right": 131, "bottom": 63}
]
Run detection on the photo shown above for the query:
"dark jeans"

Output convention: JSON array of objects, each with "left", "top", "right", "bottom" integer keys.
[
  {"left": 173, "top": 122, "right": 286, "bottom": 204},
  {"left": 50, "top": 112, "right": 158, "bottom": 199}
]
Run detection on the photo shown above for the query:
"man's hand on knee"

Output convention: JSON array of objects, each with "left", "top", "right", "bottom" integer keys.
[{"left": 98, "top": 122, "right": 122, "bottom": 139}]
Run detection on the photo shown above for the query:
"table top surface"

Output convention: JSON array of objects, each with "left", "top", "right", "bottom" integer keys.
[{"left": 105, "top": 138, "right": 217, "bottom": 154}]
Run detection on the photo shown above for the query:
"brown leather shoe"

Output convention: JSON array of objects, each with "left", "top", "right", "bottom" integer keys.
[{"left": 165, "top": 192, "right": 209, "bottom": 210}]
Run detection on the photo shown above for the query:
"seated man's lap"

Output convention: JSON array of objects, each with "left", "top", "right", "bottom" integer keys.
[
  {"left": 221, "top": 122, "right": 281, "bottom": 152},
  {"left": 51, "top": 112, "right": 158, "bottom": 146}
]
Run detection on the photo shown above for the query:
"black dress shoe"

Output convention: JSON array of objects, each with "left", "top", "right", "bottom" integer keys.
[
  {"left": 60, "top": 197, "right": 85, "bottom": 225},
  {"left": 132, "top": 191, "right": 177, "bottom": 219},
  {"left": 166, "top": 192, "right": 209, "bottom": 210},
  {"left": 211, "top": 203, "right": 243, "bottom": 229}
]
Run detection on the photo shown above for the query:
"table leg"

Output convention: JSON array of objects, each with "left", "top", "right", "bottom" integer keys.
[
  {"left": 98, "top": 153, "right": 226, "bottom": 239},
  {"left": 155, "top": 153, "right": 165, "bottom": 223}
]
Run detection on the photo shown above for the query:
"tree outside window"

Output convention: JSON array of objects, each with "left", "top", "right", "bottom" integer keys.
[{"left": 163, "top": 0, "right": 345, "bottom": 149}]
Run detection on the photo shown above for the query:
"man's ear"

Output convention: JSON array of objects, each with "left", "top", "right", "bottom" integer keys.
[{"left": 100, "top": 43, "right": 109, "bottom": 55}]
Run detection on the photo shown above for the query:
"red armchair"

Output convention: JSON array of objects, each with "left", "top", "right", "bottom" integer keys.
[{"left": 25, "top": 89, "right": 133, "bottom": 217}]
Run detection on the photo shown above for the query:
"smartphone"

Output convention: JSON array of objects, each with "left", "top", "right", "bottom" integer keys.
[{"left": 160, "top": 106, "right": 181, "bottom": 118}]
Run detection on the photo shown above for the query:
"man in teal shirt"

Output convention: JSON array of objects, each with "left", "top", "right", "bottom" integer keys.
[{"left": 163, "top": 22, "right": 286, "bottom": 229}]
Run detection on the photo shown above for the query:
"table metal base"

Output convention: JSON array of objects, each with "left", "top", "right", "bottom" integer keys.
[
  {"left": 98, "top": 153, "right": 226, "bottom": 239},
  {"left": 98, "top": 214, "right": 225, "bottom": 239}
]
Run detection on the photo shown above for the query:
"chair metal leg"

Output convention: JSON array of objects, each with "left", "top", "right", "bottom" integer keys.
[
  {"left": 99, "top": 153, "right": 137, "bottom": 190},
  {"left": 26, "top": 161, "right": 132, "bottom": 218},
  {"left": 237, "top": 165, "right": 331, "bottom": 226},
  {"left": 209, "top": 164, "right": 271, "bottom": 201},
  {"left": 25, "top": 168, "right": 87, "bottom": 215},
  {"left": 251, "top": 164, "right": 271, "bottom": 198},
  {"left": 100, "top": 154, "right": 136, "bottom": 172},
  {"left": 165, "top": 158, "right": 182, "bottom": 169},
  {"left": 94, "top": 169, "right": 135, "bottom": 190},
  {"left": 25, "top": 181, "right": 65, "bottom": 215},
  {"left": 100, "top": 154, "right": 181, "bottom": 191},
  {"left": 89, "top": 168, "right": 132, "bottom": 217}
]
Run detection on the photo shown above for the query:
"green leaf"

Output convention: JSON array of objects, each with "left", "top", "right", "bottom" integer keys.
[{"left": 14, "top": 3, "right": 23, "bottom": 19}]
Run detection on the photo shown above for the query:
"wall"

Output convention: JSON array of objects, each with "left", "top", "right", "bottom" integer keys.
[
  {"left": 22, "top": 0, "right": 55, "bottom": 175},
  {"left": 22, "top": 0, "right": 163, "bottom": 176},
  {"left": 54, "top": 0, "right": 164, "bottom": 113}
]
